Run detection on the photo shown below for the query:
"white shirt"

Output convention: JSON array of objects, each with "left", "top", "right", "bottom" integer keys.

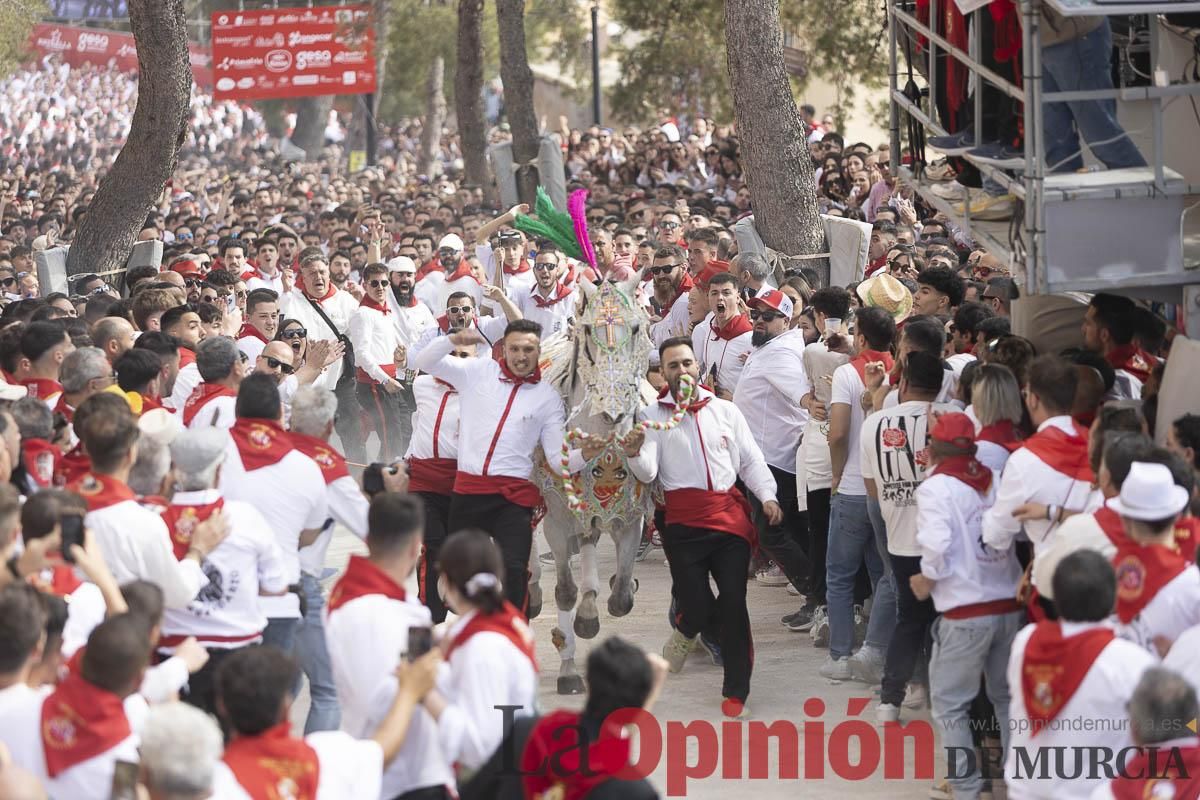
[
  {"left": 917, "top": 473, "right": 1022, "bottom": 612},
  {"left": 1162, "top": 622, "right": 1200, "bottom": 698},
  {"left": 219, "top": 445, "right": 327, "bottom": 618},
  {"left": 733, "top": 329, "right": 810, "bottom": 472},
  {"left": 245, "top": 269, "right": 284, "bottom": 295},
  {"left": 513, "top": 283, "right": 576, "bottom": 339},
  {"left": 212, "top": 731, "right": 383, "bottom": 800},
  {"left": 159, "top": 490, "right": 290, "bottom": 650},
  {"left": 185, "top": 391, "right": 237, "bottom": 431},
  {"left": 628, "top": 386, "right": 778, "bottom": 504},
  {"left": 983, "top": 416, "right": 1101, "bottom": 558},
  {"left": 436, "top": 610, "right": 538, "bottom": 772},
  {"left": 236, "top": 334, "right": 267, "bottom": 363},
  {"left": 412, "top": 336, "right": 582, "bottom": 481},
  {"left": 860, "top": 399, "right": 958, "bottom": 556},
  {"left": 168, "top": 361, "right": 200, "bottom": 415},
  {"left": 281, "top": 287, "right": 358, "bottom": 387},
  {"left": 349, "top": 301, "right": 402, "bottom": 385},
  {"left": 945, "top": 352, "right": 976, "bottom": 377},
  {"left": 691, "top": 315, "right": 753, "bottom": 397},
  {"left": 1032, "top": 511, "right": 1116, "bottom": 600},
  {"left": 87, "top": 495, "right": 209, "bottom": 610},
  {"left": 648, "top": 291, "right": 692, "bottom": 364},
  {"left": 1005, "top": 621, "right": 1155, "bottom": 800},
  {"left": 41, "top": 576, "right": 105, "bottom": 658},
  {"left": 325, "top": 588, "right": 453, "bottom": 797},
  {"left": 409, "top": 315, "right": 508, "bottom": 363},
  {"left": 415, "top": 270, "right": 482, "bottom": 313},
  {"left": 406, "top": 375, "right": 460, "bottom": 461},
  {"left": 387, "top": 293, "right": 437, "bottom": 349},
  {"left": 830, "top": 362, "right": 869, "bottom": 496},
  {"left": 298, "top": 471, "right": 369, "bottom": 576},
  {"left": 1114, "top": 564, "right": 1200, "bottom": 653}
]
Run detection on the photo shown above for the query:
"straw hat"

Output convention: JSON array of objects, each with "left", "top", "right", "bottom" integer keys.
[{"left": 857, "top": 273, "right": 913, "bottom": 322}]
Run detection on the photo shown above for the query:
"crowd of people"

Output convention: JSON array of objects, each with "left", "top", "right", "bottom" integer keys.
[{"left": 0, "top": 53, "right": 1196, "bottom": 800}]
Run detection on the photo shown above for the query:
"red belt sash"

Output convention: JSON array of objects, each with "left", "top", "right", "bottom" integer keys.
[
  {"left": 408, "top": 457, "right": 458, "bottom": 495},
  {"left": 454, "top": 470, "right": 542, "bottom": 509},
  {"left": 663, "top": 487, "right": 756, "bottom": 545}
]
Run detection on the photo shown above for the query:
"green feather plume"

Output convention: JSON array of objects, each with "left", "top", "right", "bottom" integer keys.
[{"left": 513, "top": 188, "right": 585, "bottom": 261}]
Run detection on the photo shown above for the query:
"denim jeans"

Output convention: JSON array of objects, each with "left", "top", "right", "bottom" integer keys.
[
  {"left": 865, "top": 497, "right": 897, "bottom": 653},
  {"left": 296, "top": 572, "right": 341, "bottom": 734},
  {"left": 262, "top": 616, "right": 299, "bottom": 653},
  {"left": 1042, "top": 20, "right": 1147, "bottom": 173},
  {"left": 929, "top": 612, "right": 1023, "bottom": 799},
  {"left": 881, "top": 555, "right": 936, "bottom": 706},
  {"left": 828, "top": 493, "right": 891, "bottom": 659}
]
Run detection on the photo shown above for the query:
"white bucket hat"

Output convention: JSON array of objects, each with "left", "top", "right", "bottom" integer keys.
[{"left": 1107, "top": 461, "right": 1190, "bottom": 521}]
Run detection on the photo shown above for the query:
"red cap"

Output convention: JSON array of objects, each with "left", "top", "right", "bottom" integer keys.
[
  {"left": 929, "top": 412, "right": 976, "bottom": 447},
  {"left": 169, "top": 260, "right": 203, "bottom": 278},
  {"left": 748, "top": 289, "right": 794, "bottom": 319},
  {"left": 694, "top": 259, "right": 730, "bottom": 289}
]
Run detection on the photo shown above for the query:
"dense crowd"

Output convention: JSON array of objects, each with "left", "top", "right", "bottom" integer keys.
[{"left": 0, "top": 54, "right": 1196, "bottom": 800}]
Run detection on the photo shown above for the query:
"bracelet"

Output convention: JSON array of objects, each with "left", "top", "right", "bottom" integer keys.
[{"left": 1046, "top": 504, "right": 1058, "bottom": 522}]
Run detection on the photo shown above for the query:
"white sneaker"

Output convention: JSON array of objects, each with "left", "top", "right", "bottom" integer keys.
[
  {"left": 755, "top": 563, "right": 789, "bottom": 586},
  {"left": 928, "top": 181, "right": 967, "bottom": 201},
  {"left": 662, "top": 629, "right": 697, "bottom": 674},
  {"left": 903, "top": 682, "right": 929, "bottom": 710},
  {"left": 876, "top": 702, "right": 902, "bottom": 724},
  {"left": 848, "top": 644, "right": 886, "bottom": 685},
  {"left": 810, "top": 606, "right": 830, "bottom": 648},
  {"left": 819, "top": 655, "right": 852, "bottom": 680}
]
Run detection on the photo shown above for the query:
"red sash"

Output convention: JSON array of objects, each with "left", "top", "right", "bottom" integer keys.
[
  {"left": 30, "top": 564, "right": 82, "bottom": 597},
  {"left": 327, "top": 555, "right": 406, "bottom": 613},
  {"left": 443, "top": 259, "right": 479, "bottom": 284},
  {"left": 416, "top": 258, "right": 439, "bottom": 281},
  {"left": 229, "top": 418, "right": 295, "bottom": 472},
  {"left": 55, "top": 444, "right": 91, "bottom": 488},
  {"left": 1022, "top": 422, "right": 1094, "bottom": 483},
  {"left": 23, "top": 437, "right": 59, "bottom": 488},
  {"left": 1111, "top": 743, "right": 1200, "bottom": 800},
  {"left": 178, "top": 348, "right": 196, "bottom": 369},
  {"left": 237, "top": 322, "right": 269, "bottom": 344},
  {"left": 358, "top": 296, "right": 391, "bottom": 314},
  {"left": 444, "top": 602, "right": 538, "bottom": 670},
  {"left": 504, "top": 261, "right": 532, "bottom": 277},
  {"left": 162, "top": 498, "right": 225, "bottom": 560},
  {"left": 289, "top": 432, "right": 350, "bottom": 484},
  {"left": 931, "top": 455, "right": 992, "bottom": 493},
  {"left": 521, "top": 710, "right": 632, "bottom": 800},
  {"left": 454, "top": 471, "right": 542, "bottom": 509},
  {"left": 1112, "top": 543, "right": 1189, "bottom": 624},
  {"left": 40, "top": 673, "right": 131, "bottom": 778},
  {"left": 711, "top": 314, "right": 753, "bottom": 341},
  {"left": 1105, "top": 344, "right": 1156, "bottom": 384},
  {"left": 1095, "top": 505, "right": 1131, "bottom": 549},
  {"left": 222, "top": 723, "right": 320, "bottom": 800},
  {"left": 849, "top": 350, "right": 895, "bottom": 384},
  {"left": 69, "top": 473, "right": 136, "bottom": 512},
  {"left": 183, "top": 383, "right": 236, "bottom": 426},
  {"left": 663, "top": 487, "right": 757, "bottom": 545},
  {"left": 408, "top": 457, "right": 458, "bottom": 495},
  {"left": 977, "top": 419, "right": 1023, "bottom": 452},
  {"left": 531, "top": 283, "right": 573, "bottom": 308},
  {"left": 1021, "top": 622, "right": 1115, "bottom": 735},
  {"left": 21, "top": 377, "right": 62, "bottom": 401}
]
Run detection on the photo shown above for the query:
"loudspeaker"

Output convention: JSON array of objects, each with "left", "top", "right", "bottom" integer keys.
[
  {"left": 34, "top": 247, "right": 70, "bottom": 297},
  {"left": 489, "top": 135, "right": 568, "bottom": 211}
]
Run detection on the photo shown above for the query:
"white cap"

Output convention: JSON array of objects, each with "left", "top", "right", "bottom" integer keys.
[
  {"left": 1107, "top": 461, "right": 1190, "bottom": 521},
  {"left": 138, "top": 408, "right": 182, "bottom": 447},
  {"left": 387, "top": 256, "right": 417, "bottom": 274},
  {"left": 438, "top": 233, "right": 464, "bottom": 253},
  {"left": 169, "top": 428, "right": 228, "bottom": 475}
]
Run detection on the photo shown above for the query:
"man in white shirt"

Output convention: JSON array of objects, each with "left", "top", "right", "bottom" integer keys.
[
  {"left": 409, "top": 291, "right": 513, "bottom": 363},
  {"left": 245, "top": 236, "right": 286, "bottom": 294},
  {"left": 1005, "top": 550, "right": 1156, "bottom": 800},
  {"left": 325, "top": 493, "right": 454, "bottom": 799},
  {"left": 1082, "top": 293, "right": 1154, "bottom": 400},
  {"left": 511, "top": 244, "right": 576, "bottom": 339},
  {"left": 350, "top": 262, "right": 409, "bottom": 460},
  {"left": 159, "top": 428, "right": 290, "bottom": 715},
  {"left": 0, "top": 583, "right": 51, "bottom": 760},
  {"left": 647, "top": 244, "right": 695, "bottom": 356},
  {"left": 824, "top": 305, "right": 898, "bottom": 680},
  {"left": 236, "top": 288, "right": 279, "bottom": 363},
  {"left": 18, "top": 320, "right": 72, "bottom": 409},
  {"left": 182, "top": 336, "right": 245, "bottom": 431},
  {"left": 413, "top": 319, "right": 588, "bottom": 615},
  {"left": 691, "top": 272, "right": 752, "bottom": 397},
  {"left": 415, "top": 233, "right": 482, "bottom": 312},
  {"left": 733, "top": 290, "right": 811, "bottom": 596},
  {"left": 626, "top": 337, "right": 781, "bottom": 718}
]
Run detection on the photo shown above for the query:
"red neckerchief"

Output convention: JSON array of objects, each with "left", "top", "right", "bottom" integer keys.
[
  {"left": 69, "top": 473, "right": 136, "bottom": 512},
  {"left": 228, "top": 418, "right": 295, "bottom": 472},
  {"left": 183, "top": 383, "right": 237, "bottom": 427},
  {"left": 1112, "top": 541, "right": 1189, "bottom": 624},
  {"left": 850, "top": 349, "right": 895, "bottom": 384},
  {"left": 1021, "top": 621, "right": 1115, "bottom": 735},
  {"left": 295, "top": 275, "right": 336, "bottom": 303},
  {"left": 326, "top": 555, "right": 406, "bottom": 613},
  {"left": 499, "top": 359, "right": 541, "bottom": 385},
  {"left": 178, "top": 348, "right": 196, "bottom": 369},
  {"left": 1105, "top": 343, "right": 1155, "bottom": 384},
  {"left": 222, "top": 722, "right": 320, "bottom": 800},
  {"left": 289, "top": 431, "right": 350, "bottom": 485},
  {"left": 1022, "top": 421, "right": 1094, "bottom": 483},
  {"left": 415, "top": 258, "right": 439, "bottom": 281},
  {"left": 55, "top": 444, "right": 90, "bottom": 488},
  {"left": 521, "top": 710, "right": 633, "bottom": 800},
  {"left": 444, "top": 601, "right": 538, "bottom": 671},
  {"left": 503, "top": 260, "right": 531, "bottom": 276},
  {"left": 52, "top": 393, "right": 74, "bottom": 423},
  {"left": 140, "top": 393, "right": 164, "bottom": 413},
  {"left": 1110, "top": 742, "right": 1200, "bottom": 800},
  {"left": 29, "top": 564, "right": 82, "bottom": 597},
  {"left": 21, "top": 377, "right": 62, "bottom": 401},
  {"left": 932, "top": 455, "right": 993, "bottom": 493},
  {"left": 162, "top": 497, "right": 225, "bottom": 560},
  {"left": 358, "top": 296, "right": 390, "bottom": 315},
  {"left": 977, "top": 419, "right": 1023, "bottom": 452},
  {"left": 238, "top": 322, "right": 269, "bottom": 344},
  {"left": 40, "top": 672, "right": 131, "bottom": 778},
  {"left": 864, "top": 253, "right": 888, "bottom": 278},
  {"left": 655, "top": 383, "right": 714, "bottom": 415},
  {"left": 1094, "top": 505, "right": 1131, "bottom": 549},
  {"left": 669, "top": 270, "right": 695, "bottom": 308},
  {"left": 22, "top": 437, "right": 59, "bottom": 488},
  {"left": 443, "top": 259, "right": 478, "bottom": 284},
  {"left": 531, "top": 283, "right": 573, "bottom": 308},
  {"left": 710, "top": 313, "right": 753, "bottom": 341}
]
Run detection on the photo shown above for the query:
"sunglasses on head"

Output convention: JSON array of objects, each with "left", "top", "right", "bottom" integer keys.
[
  {"left": 281, "top": 328, "right": 306, "bottom": 339},
  {"left": 264, "top": 356, "right": 295, "bottom": 375},
  {"left": 649, "top": 264, "right": 680, "bottom": 275},
  {"left": 749, "top": 309, "right": 783, "bottom": 322}
]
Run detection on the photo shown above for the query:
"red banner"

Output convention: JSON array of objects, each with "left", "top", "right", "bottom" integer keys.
[
  {"left": 29, "top": 23, "right": 213, "bottom": 87},
  {"left": 209, "top": 5, "right": 375, "bottom": 101}
]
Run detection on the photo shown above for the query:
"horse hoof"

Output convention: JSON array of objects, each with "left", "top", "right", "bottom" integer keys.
[
  {"left": 557, "top": 675, "right": 586, "bottom": 695},
  {"left": 527, "top": 586, "right": 542, "bottom": 619},
  {"left": 574, "top": 613, "right": 600, "bottom": 639},
  {"left": 608, "top": 592, "right": 634, "bottom": 618},
  {"left": 608, "top": 575, "right": 639, "bottom": 594}
]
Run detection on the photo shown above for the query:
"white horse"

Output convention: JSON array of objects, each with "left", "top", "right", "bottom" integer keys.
[{"left": 529, "top": 276, "right": 655, "bottom": 694}]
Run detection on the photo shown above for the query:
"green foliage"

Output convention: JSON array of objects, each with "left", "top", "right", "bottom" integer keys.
[{"left": 0, "top": 0, "right": 47, "bottom": 78}]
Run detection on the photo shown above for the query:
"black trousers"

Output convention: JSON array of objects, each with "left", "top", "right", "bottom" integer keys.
[
  {"left": 448, "top": 492, "right": 533, "bottom": 615},
  {"left": 661, "top": 525, "right": 753, "bottom": 703},
  {"left": 750, "top": 465, "right": 811, "bottom": 595},
  {"left": 334, "top": 376, "right": 367, "bottom": 463},
  {"left": 356, "top": 381, "right": 405, "bottom": 462},
  {"left": 805, "top": 488, "right": 831, "bottom": 606},
  {"left": 180, "top": 645, "right": 246, "bottom": 717},
  {"left": 881, "top": 554, "right": 936, "bottom": 706},
  {"left": 416, "top": 491, "right": 452, "bottom": 624}
]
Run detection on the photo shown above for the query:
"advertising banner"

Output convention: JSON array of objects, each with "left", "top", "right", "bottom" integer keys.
[{"left": 29, "top": 23, "right": 213, "bottom": 87}]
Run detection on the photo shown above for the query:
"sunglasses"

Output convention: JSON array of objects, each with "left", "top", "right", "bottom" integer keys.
[
  {"left": 264, "top": 356, "right": 295, "bottom": 375},
  {"left": 749, "top": 310, "right": 783, "bottom": 322},
  {"left": 185, "top": 278, "right": 202, "bottom": 287},
  {"left": 659, "top": 222, "right": 681, "bottom": 230},
  {"left": 176, "top": 233, "right": 193, "bottom": 241},
  {"left": 446, "top": 305, "right": 473, "bottom": 315},
  {"left": 90, "top": 285, "right": 112, "bottom": 295},
  {"left": 0, "top": 277, "right": 15, "bottom": 287},
  {"left": 533, "top": 262, "right": 557, "bottom": 272},
  {"left": 649, "top": 264, "right": 681, "bottom": 275},
  {"left": 366, "top": 279, "right": 388, "bottom": 288},
  {"left": 280, "top": 328, "right": 306, "bottom": 339},
  {"left": 587, "top": 215, "right": 605, "bottom": 223}
]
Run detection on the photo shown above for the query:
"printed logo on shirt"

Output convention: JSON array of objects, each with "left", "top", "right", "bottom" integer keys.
[
  {"left": 871, "top": 412, "right": 931, "bottom": 508},
  {"left": 1114, "top": 555, "right": 1147, "bottom": 602},
  {"left": 193, "top": 562, "right": 239, "bottom": 615}
]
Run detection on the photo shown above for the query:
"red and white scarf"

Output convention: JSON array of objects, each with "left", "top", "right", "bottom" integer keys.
[
  {"left": 1021, "top": 621, "right": 1114, "bottom": 735},
  {"left": 41, "top": 672, "right": 131, "bottom": 778},
  {"left": 222, "top": 723, "right": 320, "bottom": 800}
]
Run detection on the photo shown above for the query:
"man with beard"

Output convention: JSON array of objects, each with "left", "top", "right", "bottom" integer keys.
[
  {"left": 409, "top": 291, "right": 516, "bottom": 363},
  {"left": 590, "top": 226, "right": 637, "bottom": 282},
  {"left": 330, "top": 249, "right": 363, "bottom": 301},
  {"left": 691, "top": 272, "right": 752, "bottom": 398},
  {"left": 414, "top": 233, "right": 481, "bottom": 312},
  {"left": 733, "top": 290, "right": 812, "bottom": 597},
  {"left": 511, "top": 244, "right": 575, "bottom": 338},
  {"left": 647, "top": 244, "right": 694, "bottom": 354}
]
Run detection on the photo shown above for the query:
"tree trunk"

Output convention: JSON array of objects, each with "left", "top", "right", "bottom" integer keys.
[
  {"left": 418, "top": 55, "right": 447, "bottom": 178},
  {"left": 456, "top": 0, "right": 493, "bottom": 203},
  {"left": 372, "top": 0, "right": 390, "bottom": 116},
  {"left": 66, "top": 0, "right": 192, "bottom": 281},
  {"left": 725, "top": 0, "right": 827, "bottom": 284},
  {"left": 495, "top": 0, "right": 540, "bottom": 206},
  {"left": 291, "top": 96, "right": 334, "bottom": 159}
]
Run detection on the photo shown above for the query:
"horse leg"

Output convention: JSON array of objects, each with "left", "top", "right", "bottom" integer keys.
[
  {"left": 553, "top": 609, "right": 584, "bottom": 695},
  {"left": 526, "top": 528, "right": 543, "bottom": 619},
  {"left": 574, "top": 528, "right": 601, "bottom": 639},
  {"left": 608, "top": 515, "right": 642, "bottom": 617}
]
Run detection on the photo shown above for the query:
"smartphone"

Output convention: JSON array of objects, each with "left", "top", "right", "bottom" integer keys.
[
  {"left": 407, "top": 626, "right": 433, "bottom": 662},
  {"left": 110, "top": 759, "right": 139, "bottom": 800},
  {"left": 361, "top": 462, "right": 386, "bottom": 496},
  {"left": 61, "top": 514, "right": 84, "bottom": 564}
]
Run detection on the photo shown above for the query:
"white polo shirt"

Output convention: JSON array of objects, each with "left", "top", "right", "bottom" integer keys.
[{"left": 733, "top": 328, "right": 810, "bottom": 472}]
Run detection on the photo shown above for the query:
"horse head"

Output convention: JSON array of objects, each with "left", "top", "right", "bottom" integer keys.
[{"left": 571, "top": 276, "right": 651, "bottom": 427}]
